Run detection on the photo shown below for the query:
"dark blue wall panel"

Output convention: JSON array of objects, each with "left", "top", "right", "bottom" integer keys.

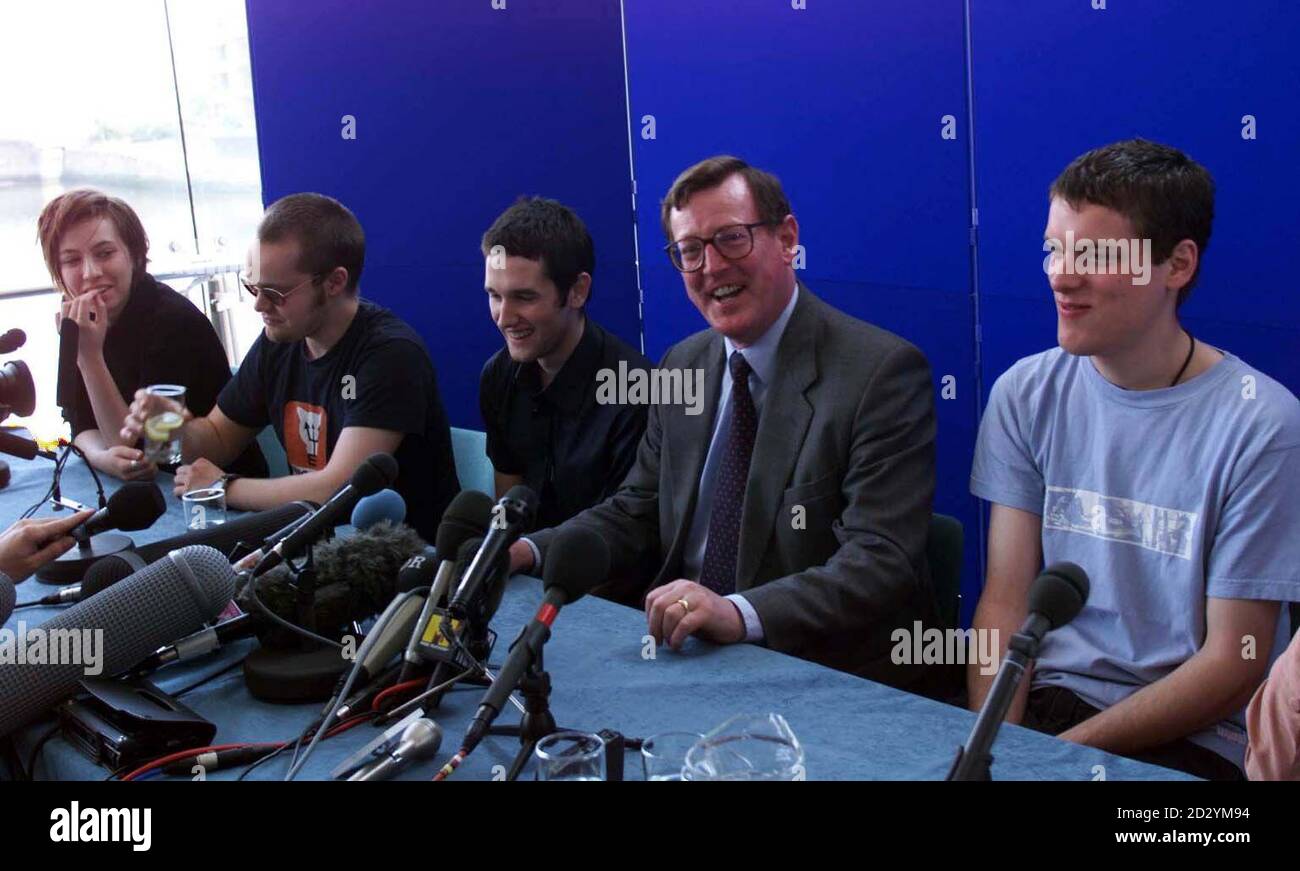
[
  {"left": 971, "top": 0, "right": 1300, "bottom": 403},
  {"left": 624, "top": 0, "right": 982, "bottom": 623},
  {"left": 244, "top": 0, "right": 640, "bottom": 431}
]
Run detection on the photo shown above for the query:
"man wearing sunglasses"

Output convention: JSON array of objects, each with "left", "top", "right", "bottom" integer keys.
[
  {"left": 120, "top": 193, "right": 460, "bottom": 543},
  {"left": 509, "top": 156, "right": 945, "bottom": 694}
]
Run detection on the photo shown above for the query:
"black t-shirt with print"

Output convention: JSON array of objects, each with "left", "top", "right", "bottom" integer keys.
[{"left": 217, "top": 300, "right": 460, "bottom": 542}]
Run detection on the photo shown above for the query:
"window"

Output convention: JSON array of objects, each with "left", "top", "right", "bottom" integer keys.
[{"left": 0, "top": 0, "right": 264, "bottom": 441}]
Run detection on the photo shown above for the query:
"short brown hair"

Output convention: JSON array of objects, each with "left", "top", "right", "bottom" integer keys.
[
  {"left": 481, "top": 196, "right": 594, "bottom": 306},
  {"left": 259, "top": 193, "right": 366, "bottom": 292},
  {"left": 660, "top": 155, "right": 792, "bottom": 240},
  {"left": 37, "top": 189, "right": 150, "bottom": 292},
  {"left": 1050, "top": 139, "right": 1214, "bottom": 306}
]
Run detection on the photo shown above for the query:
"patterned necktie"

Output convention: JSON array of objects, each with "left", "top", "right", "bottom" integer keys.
[{"left": 699, "top": 351, "right": 758, "bottom": 595}]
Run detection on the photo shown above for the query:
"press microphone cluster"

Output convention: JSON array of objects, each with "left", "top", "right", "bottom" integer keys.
[
  {"left": 946, "top": 562, "right": 1090, "bottom": 781},
  {"left": 394, "top": 490, "right": 495, "bottom": 683},
  {"left": 461, "top": 525, "right": 610, "bottom": 753},
  {"left": 252, "top": 453, "right": 398, "bottom": 578},
  {"left": 0, "top": 545, "right": 237, "bottom": 737},
  {"left": 132, "top": 519, "right": 429, "bottom": 673}
]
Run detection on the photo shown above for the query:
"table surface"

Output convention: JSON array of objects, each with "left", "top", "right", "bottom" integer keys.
[{"left": 1, "top": 452, "right": 1193, "bottom": 781}]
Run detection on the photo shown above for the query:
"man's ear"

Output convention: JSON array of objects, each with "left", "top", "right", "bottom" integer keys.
[
  {"left": 777, "top": 214, "right": 800, "bottom": 261},
  {"left": 1164, "top": 238, "right": 1199, "bottom": 294},
  {"left": 565, "top": 273, "right": 592, "bottom": 310},
  {"left": 325, "top": 265, "right": 351, "bottom": 295}
]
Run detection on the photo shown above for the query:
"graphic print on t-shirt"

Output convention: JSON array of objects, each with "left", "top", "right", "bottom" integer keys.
[
  {"left": 1044, "top": 485, "right": 1198, "bottom": 559},
  {"left": 284, "top": 401, "right": 328, "bottom": 472}
]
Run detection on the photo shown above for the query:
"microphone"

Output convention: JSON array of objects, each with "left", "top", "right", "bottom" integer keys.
[
  {"left": 0, "top": 328, "right": 26, "bottom": 354},
  {"left": 0, "top": 574, "right": 14, "bottom": 623},
  {"left": 397, "top": 490, "right": 495, "bottom": 683},
  {"left": 347, "top": 717, "right": 442, "bottom": 781},
  {"left": 55, "top": 317, "right": 79, "bottom": 416},
  {"left": 132, "top": 521, "right": 429, "bottom": 672},
  {"left": 447, "top": 485, "right": 537, "bottom": 619},
  {"left": 0, "top": 429, "right": 55, "bottom": 461},
  {"left": 351, "top": 488, "right": 406, "bottom": 530},
  {"left": 252, "top": 453, "right": 398, "bottom": 578},
  {"left": 0, "top": 545, "right": 237, "bottom": 737},
  {"left": 71, "top": 481, "right": 165, "bottom": 543},
  {"left": 54, "top": 501, "right": 318, "bottom": 605},
  {"left": 947, "top": 562, "right": 1090, "bottom": 781},
  {"left": 463, "top": 526, "right": 610, "bottom": 751}
]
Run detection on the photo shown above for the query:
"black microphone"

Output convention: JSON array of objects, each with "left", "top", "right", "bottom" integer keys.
[
  {"left": 397, "top": 490, "right": 495, "bottom": 683},
  {"left": 251, "top": 453, "right": 398, "bottom": 578},
  {"left": 947, "top": 562, "right": 1090, "bottom": 781},
  {"left": 132, "top": 520, "right": 429, "bottom": 672},
  {"left": 71, "top": 481, "right": 165, "bottom": 543},
  {"left": 447, "top": 485, "right": 536, "bottom": 619},
  {"left": 0, "top": 429, "right": 55, "bottom": 462},
  {"left": 55, "top": 317, "right": 79, "bottom": 416},
  {"left": 462, "top": 526, "right": 610, "bottom": 751},
  {"left": 0, "top": 328, "right": 26, "bottom": 354},
  {"left": 0, "top": 574, "right": 14, "bottom": 623},
  {"left": 62, "top": 501, "right": 320, "bottom": 604},
  {"left": 0, "top": 545, "right": 237, "bottom": 737}
]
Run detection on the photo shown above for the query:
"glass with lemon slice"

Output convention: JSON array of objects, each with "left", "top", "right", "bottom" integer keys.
[{"left": 143, "top": 384, "right": 186, "bottom": 465}]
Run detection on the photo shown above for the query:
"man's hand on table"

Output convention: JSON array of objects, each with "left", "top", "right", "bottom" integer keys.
[{"left": 646, "top": 579, "right": 745, "bottom": 651}]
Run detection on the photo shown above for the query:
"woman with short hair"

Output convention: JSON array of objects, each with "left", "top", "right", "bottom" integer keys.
[{"left": 37, "top": 189, "right": 264, "bottom": 480}]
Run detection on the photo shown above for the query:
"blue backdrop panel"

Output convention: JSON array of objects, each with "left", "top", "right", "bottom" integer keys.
[
  {"left": 971, "top": 0, "right": 1300, "bottom": 403},
  {"left": 244, "top": 0, "right": 640, "bottom": 430},
  {"left": 624, "top": 0, "right": 981, "bottom": 622}
]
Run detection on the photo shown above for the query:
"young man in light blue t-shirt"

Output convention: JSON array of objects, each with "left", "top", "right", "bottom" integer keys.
[{"left": 968, "top": 139, "right": 1300, "bottom": 780}]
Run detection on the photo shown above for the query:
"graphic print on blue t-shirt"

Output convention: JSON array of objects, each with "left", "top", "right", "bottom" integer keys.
[{"left": 1044, "top": 485, "right": 1199, "bottom": 560}]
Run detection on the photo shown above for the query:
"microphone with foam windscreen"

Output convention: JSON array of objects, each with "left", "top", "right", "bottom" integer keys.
[
  {"left": 252, "top": 453, "right": 398, "bottom": 578},
  {"left": 35, "top": 482, "right": 169, "bottom": 584},
  {"left": 0, "top": 545, "right": 237, "bottom": 737},
  {"left": 460, "top": 526, "right": 610, "bottom": 753},
  {"left": 0, "top": 574, "right": 14, "bottom": 624},
  {"left": 70, "top": 482, "right": 165, "bottom": 543},
  {"left": 351, "top": 488, "right": 406, "bottom": 530},
  {"left": 946, "top": 562, "right": 1090, "bottom": 781},
  {"left": 132, "top": 520, "right": 429, "bottom": 676}
]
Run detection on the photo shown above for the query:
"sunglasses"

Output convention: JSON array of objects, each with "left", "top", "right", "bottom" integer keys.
[{"left": 239, "top": 273, "right": 321, "bottom": 306}]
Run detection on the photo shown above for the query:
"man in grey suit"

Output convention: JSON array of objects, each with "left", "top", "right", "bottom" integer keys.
[{"left": 508, "top": 155, "right": 942, "bottom": 692}]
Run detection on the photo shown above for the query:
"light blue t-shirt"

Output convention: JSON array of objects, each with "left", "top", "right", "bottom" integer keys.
[{"left": 971, "top": 347, "right": 1300, "bottom": 769}]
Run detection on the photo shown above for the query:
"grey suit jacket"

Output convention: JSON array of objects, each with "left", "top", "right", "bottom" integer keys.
[{"left": 532, "top": 284, "right": 941, "bottom": 690}]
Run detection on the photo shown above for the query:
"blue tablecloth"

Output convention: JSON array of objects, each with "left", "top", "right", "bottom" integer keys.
[{"left": 1, "top": 452, "right": 1192, "bottom": 780}]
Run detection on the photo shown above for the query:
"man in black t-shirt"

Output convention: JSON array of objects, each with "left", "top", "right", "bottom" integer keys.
[
  {"left": 121, "top": 194, "right": 459, "bottom": 542},
  {"left": 479, "top": 197, "right": 650, "bottom": 532}
]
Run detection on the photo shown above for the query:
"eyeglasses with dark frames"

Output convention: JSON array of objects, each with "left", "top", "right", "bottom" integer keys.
[{"left": 664, "top": 221, "right": 779, "bottom": 273}]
